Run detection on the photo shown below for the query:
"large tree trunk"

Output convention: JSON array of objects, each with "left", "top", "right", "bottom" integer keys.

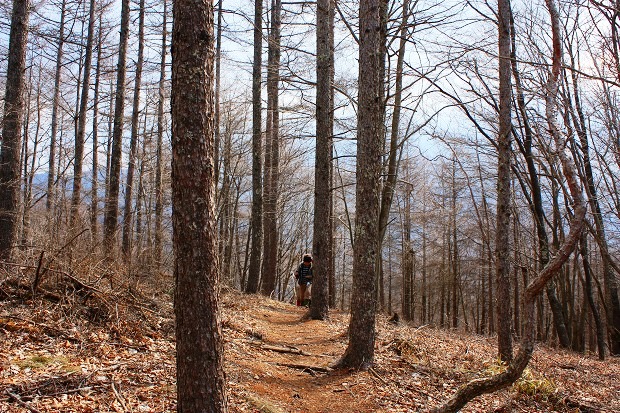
[
  {"left": 171, "top": 0, "right": 227, "bottom": 410},
  {"left": 122, "top": 0, "right": 146, "bottom": 259},
  {"left": 0, "top": 0, "right": 30, "bottom": 260},
  {"left": 245, "top": 0, "right": 263, "bottom": 294},
  {"left": 103, "top": 0, "right": 130, "bottom": 255},
  {"left": 260, "top": 0, "right": 281, "bottom": 296},
  {"left": 70, "top": 0, "right": 96, "bottom": 231},
  {"left": 310, "top": 0, "right": 334, "bottom": 320},
  {"left": 335, "top": 0, "right": 383, "bottom": 370},
  {"left": 495, "top": 0, "right": 513, "bottom": 362}
]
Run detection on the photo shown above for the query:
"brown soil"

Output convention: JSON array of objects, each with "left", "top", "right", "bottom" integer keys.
[{"left": 1, "top": 287, "right": 619, "bottom": 412}]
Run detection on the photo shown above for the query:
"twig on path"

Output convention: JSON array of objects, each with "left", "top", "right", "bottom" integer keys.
[
  {"left": 341, "top": 382, "right": 356, "bottom": 397},
  {"left": 5, "top": 389, "right": 43, "bottom": 413},
  {"left": 111, "top": 380, "right": 128, "bottom": 411},
  {"left": 369, "top": 367, "right": 389, "bottom": 385},
  {"left": 274, "top": 362, "right": 332, "bottom": 374},
  {"left": 261, "top": 344, "right": 312, "bottom": 356}
]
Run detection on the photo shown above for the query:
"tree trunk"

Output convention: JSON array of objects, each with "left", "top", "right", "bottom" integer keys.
[
  {"left": 246, "top": 0, "right": 263, "bottom": 294},
  {"left": 91, "top": 13, "right": 103, "bottom": 244},
  {"left": 260, "top": 0, "right": 281, "bottom": 296},
  {"left": 310, "top": 0, "right": 334, "bottom": 320},
  {"left": 335, "top": 0, "right": 383, "bottom": 370},
  {"left": 47, "top": 0, "right": 66, "bottom": 217},
  {"left": 495, "top": 0, "right": 513, "bottom": 361},
  {"left": 70, "top": 0, "right": 96, "bottom": 231},
  {"left": 171, "top": 0, "right": 227, "bottom": 409},
  {"left": 0, "top": 0, "right": 30, "bottom": 260},
  {"left": 122, "top": 0, "right": 146, "bottom": 259},
  {"left": 103, "top": 0, "right": 130, "bottom": 255},
  {"left": 579, "top": 234, "right": 606, "bottom": 359},
  {"left": 154, "top": 0, "right": 168, "bottom": 273}
]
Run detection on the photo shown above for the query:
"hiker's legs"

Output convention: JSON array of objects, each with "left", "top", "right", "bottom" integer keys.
[{"left": 299, "top": 283, "right": 307, "bottom": 306}]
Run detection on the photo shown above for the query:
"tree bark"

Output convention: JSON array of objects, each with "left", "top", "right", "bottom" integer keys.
[
  {"left": 47, "top": 0, "right": 66, "bottom": 217},
  {"left": 91, "top": 13, "right": 103, "bottom": 244},
  {"left": 122, "top": 0, "right": 146, "bottom": 258},
  {"left": 335, "top": 0, "right": 383, "bottom": 370},
  {"left": 310, "top": 0, "right": 334, "bottom": 320},
  {"left": 70, "top": 0, "right": 96, "bottom": 231},
  {"left": 495, "top": 0, "right": 513, "bottom": 362},
  {"left": 154, "top": 0, "right": 168, "bottom": 273},
  {"left": 260, "top": 0, "right": 281, "bottom": 296},
  {"left": 0, "top": 0, "right": 30, "bottom": 260},
  {"left": 171, "top": 0, "right": 228, "bottom": 409},
  {"left": 103, "top": 0, "right": 130, "bottom": 255},
  {"left": 246, "top": 0, "right": 264, "bottom": 294}
]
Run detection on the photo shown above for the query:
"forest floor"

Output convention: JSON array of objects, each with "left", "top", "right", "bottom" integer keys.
[{"left": 0, "top": 279, "right": 619, "bottom": 412}]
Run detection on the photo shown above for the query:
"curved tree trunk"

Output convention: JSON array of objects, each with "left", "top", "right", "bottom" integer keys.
[{"left": 431, "top": 0, "right": 586, "bottom": 409}]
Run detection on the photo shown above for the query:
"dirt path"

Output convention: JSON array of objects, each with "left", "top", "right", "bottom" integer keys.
[{"left": 225, "top": 299, "right": 381, "bottom": 413}]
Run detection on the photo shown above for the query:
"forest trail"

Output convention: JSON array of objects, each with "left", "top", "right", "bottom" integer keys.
[{"left": 1, "top": 286, "right": 619, "bottom": 412}]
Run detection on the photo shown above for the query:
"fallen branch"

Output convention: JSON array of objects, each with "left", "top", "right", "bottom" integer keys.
[
  {"left": 5, "top": 389, "right": 43, "bottom": 413},
  {"left": 274, "top": 362, "right": 332, "bottom": 374},
  {"left": 261, "top": 344, "right": 311, "bottom": 356}
]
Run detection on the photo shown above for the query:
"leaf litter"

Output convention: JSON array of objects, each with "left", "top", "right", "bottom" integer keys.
[{"left": 0, "top": 284, "right": 618, "bottom": 412}]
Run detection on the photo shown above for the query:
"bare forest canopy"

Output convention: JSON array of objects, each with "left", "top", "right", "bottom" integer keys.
[{"left": 1, "top": 0, "right": 620, "bottom": 410}]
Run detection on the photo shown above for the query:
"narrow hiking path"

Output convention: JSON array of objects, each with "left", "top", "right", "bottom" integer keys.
[{"left": 223, "top": 296, "right": 382, "bottom": 413}]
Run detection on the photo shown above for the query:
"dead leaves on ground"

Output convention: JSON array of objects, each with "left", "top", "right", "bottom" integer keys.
[{"left": 1, "top": 284, "right": 618, "bottom": 412}]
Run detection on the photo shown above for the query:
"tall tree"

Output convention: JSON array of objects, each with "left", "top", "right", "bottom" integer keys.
[
  {"left": 246, "top": 0, "right": 263, "bottom": 294},
  {"left": 91, "top": 13, "right": 103, "bottom": 242},
  {"left": 335, "top": 0, "right": 383, "bottom": 369},
  {"left": 310, "top": 0, "right": 334, "bottom": 320},
  {"left": 0, "top": 0, "right": 30, "bottom": 260},
  {"left": 260, "top": 0, "right": 282, "bottom": 296},
  {"left": 122, "top": 0, "right": 146, "bottom": 258},
  {"left": 171, "top": 0, "right": 227, "bottom": 409},
  {"left": 495, "top": 0, "right": 513, "bottom": 362},
  {"left": 47, "top": 0, "right": 67, "bottom": 217},
  {"left": 70, "top": 0, "right": 97, "bottom": 230},
  {"left": 154, "top": 0, "right": 168, "bottom": 272},
  {"left": 103, "top": 0, "right": 130, "bottom": 255}
]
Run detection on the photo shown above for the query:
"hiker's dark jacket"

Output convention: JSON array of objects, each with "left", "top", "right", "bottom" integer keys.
[{"left": 296, "top": 263, "right": 313, "bottom": 285}]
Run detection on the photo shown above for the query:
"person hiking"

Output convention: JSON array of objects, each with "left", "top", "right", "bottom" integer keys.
[{"left": 295, "top": 253, "right": 313, "bottom": 306}]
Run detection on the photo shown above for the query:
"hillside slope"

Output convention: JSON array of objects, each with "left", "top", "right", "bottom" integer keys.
[{"left": 1, "top": 286, "right": 618, "bottom": 412}]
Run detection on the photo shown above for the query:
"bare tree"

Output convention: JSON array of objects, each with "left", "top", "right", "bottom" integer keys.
[
  {"left": 310, "top": 0, "right": 335, "bottom": 320},
  {"left": 171, "top": 0, "right": 228, "bottom": 409},
  {"left": 260, "top": 0, "right": 282, "bottom": 296},
  {"left": 0, "top": 0, "right": 30, "bottom": 260},
  {"left": 246, "top": 0, "right": 264, "bottom": 294},
  {"left": 335, "top": 0, "right": 383, "bottom": 369},
  {"left": 431, "top": 0, "right": 586, "bottom": 409},
  {"left": 70, "top": 0, "right": 96, "bottom": 231},
  {"left": 103, "top": 0, "right": 130, "bottom": 255},
  {"left": 495, "top": 0, "right": 513, "bottom": 362},
  {"left": 122, "top": 0, "right": 146, "bottom": 259}
]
